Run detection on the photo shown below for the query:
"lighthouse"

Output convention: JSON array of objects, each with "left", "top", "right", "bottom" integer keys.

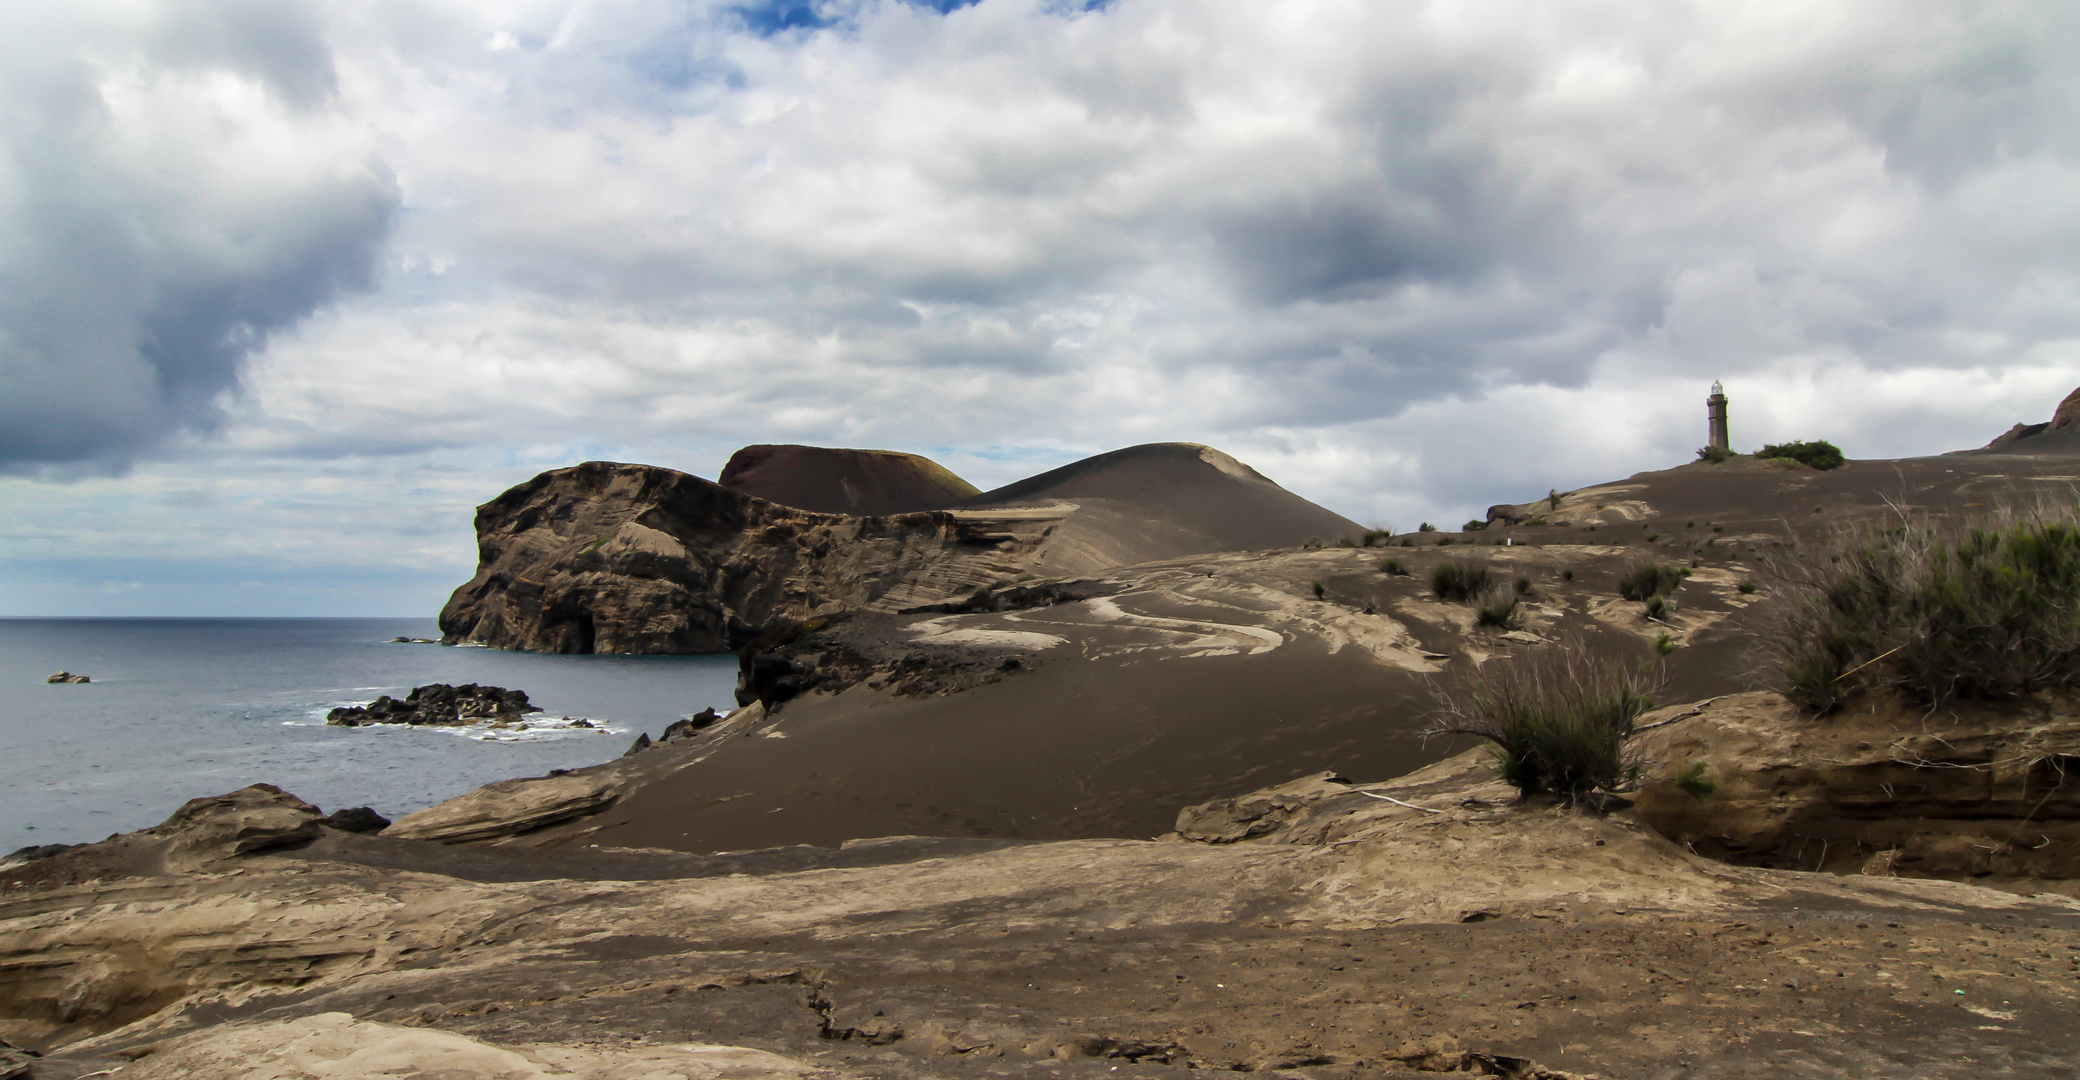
[{"left": 1706, "top": 381, "right": 1730, "bottom": 452}]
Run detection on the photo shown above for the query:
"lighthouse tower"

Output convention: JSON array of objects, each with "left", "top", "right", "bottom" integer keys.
[{"left": 1706, "top": 381, "right": 1730, "bottom": 452}]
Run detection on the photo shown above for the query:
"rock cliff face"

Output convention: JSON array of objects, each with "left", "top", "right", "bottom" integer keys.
[
  {"left": 439, "top": 444, "right": 1363, "bottom": 654},
  {"left": 437, "top": 462, "right": 1046, "bottom": 653}
]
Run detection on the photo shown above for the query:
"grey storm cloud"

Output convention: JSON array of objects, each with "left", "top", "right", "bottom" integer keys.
[
  {"left": 8, "top": 0, "right": 2080, "bottom": 502},
  {"left": 0, "top": 0, "right": 397, "bottom": 471}
]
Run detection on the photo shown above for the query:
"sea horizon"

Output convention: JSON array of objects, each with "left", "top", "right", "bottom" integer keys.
[{"left": 1, "top": 617, "right": 739, "bottom": 853}]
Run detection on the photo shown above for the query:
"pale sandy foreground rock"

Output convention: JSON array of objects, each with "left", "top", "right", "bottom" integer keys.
[
  {"left": 152, "top": 784, "right": 324, "bottom": 870},
  {"left": 379, "top": 773, "right": 621, "bottom": 845},
  {"left": 1632, "top": 690, "right": 2080, "bottom": 879},
  {"left": 118, "top": 1012, "right": 818, "bottom": 1080},
  {"left": 10, "top": 735, "right": 2080, "bottom": 1079}
]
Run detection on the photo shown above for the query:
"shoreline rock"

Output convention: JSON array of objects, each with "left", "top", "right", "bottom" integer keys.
[
  {"left": 326, "top": 684, "right": 540, "bottom": 727},
  {"left": 44, "top": 671, "right": 89, "bottom": 684}
]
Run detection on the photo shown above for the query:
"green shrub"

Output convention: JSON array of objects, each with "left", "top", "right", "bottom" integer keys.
[
  {"left": 1464, "top": 519, "right": 1487, "bottom": 532},
  {"left": 1515, "top": 576, "right": 1532, "bottom": 595},
  {"left": 1644, "top": 596, "right": 1667, "bottom": 620},
  {"left": 1418, "top": 522, "right": 1438, "bottom": 533},
  {"left": 1696, "top": 445, "right": 1735, "bottom": 464},
  {"left": 1675, "top": 760, "right": 1717, "bottom": 800},
  {"left": 1475, "top": 584, "right": 1520, "bottom": 628},
  {"left": 1561, "top": 568, "right": 1575, "bottom": 581},
  {"left": 1424, "top": 639, "right": 1659, "bottom": 804},
  {"left": 1737, "top": 578, "right": 1757, "bottom": 595},
  {"left": 1652, "top": 630, "right": 1676, "bottom": 655},
  {"left": 1769, "top": 511, "right": 2080, "bottom": 711},
  {"left": 1436, "top": 537, "right": 1455, "bottom": 546},
  {"left": 1430, "top": 559, "right": 1491, "bottom": 601},
  {"left": 1380, "top": 558, "right": 1410, "bottom": 576},
  {"left": 1360, "top": 528, "right": 1394, "bottom": 547},
  {"left": 1617, "top": 560, "right": 1685, "bottom": 602},
  {"left": 1757, "top": 440, "right": 1845, "bottom": 471},
  {"left": 1548, "top": 489, "right": 1563, "bottom": 510},
  {"left": 1312, "top": 579, "right": 1326, "bottom": 599}
]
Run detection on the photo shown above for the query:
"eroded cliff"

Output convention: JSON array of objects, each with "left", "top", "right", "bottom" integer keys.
[{"left": 436, "top": 461, "right": 1066, "bottom": 653}]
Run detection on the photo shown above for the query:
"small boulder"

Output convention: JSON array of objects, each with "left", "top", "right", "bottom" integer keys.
[
  {"left": 380, "top": 774, "right": 618, "bottom": 845},
  {"left": 655, "top": 707, "right": 723, "bottom": 745},
  {"left": 45, "top": 671, "right": 90, "bottom": 684},
  {"left": 152, "top": 783, "right": 324, "bottom": 868},
  {"left": 318, "top": 806, "right": 391, "bottom": 834},
  {"left": 1175, "top": 771, "right": 1354, "bottom": 843},
  {"left": 623, "top": 732, "right": 653, "bottom": 756}
]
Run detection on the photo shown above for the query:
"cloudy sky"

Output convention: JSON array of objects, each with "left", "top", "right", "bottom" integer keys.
[{"left": 3, "top": 0, "right": 2077, "bottom": 616}]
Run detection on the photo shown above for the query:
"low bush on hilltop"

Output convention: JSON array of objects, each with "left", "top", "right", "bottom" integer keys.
[
  {"left": 1424, "top": 639, "right": 1660, "bottom": 803},
  {"left": 1770, "top": 511, "right": 2080, "bottom": 711},
  {"left": 1757, "top": 440, "right": 1845, "bottom": 471}
]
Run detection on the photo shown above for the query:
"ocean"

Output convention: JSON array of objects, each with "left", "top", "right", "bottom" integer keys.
[{"left": 0, "top": 618, "right": 741, "bottom": 854}]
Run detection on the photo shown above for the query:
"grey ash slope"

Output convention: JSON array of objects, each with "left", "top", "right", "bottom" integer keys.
[
  {"left": 718, "top": 444, "right": 980, "bottom": 516},
  {"left": 957, "top": 442, "right": 1363, "bottom": 577}
]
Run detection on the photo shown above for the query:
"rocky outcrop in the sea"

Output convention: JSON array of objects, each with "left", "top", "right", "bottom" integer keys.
[
  {"left": 326, "top": 684, "right": 539, "bottom": 727},
  {"left": 44, "top": 671, "right": 89, "bottom": 684}
]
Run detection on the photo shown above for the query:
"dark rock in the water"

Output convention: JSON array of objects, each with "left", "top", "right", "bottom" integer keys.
[
  {"left": 326, "top": 684, "right": 539, "bottom": 727},
  {"left": 318, "top": 807, "right": 391, "bottom": 834},
  {"left": 44, "top": 671, "right": 90, "bottom": 684},
  {"left": 385, "top": 636, "right": 437, "bottom": 644},
  {"left": 623, "top": 732, "right": 652, "bottom": 756}
]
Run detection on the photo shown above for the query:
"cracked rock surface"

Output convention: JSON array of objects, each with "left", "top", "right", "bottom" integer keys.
[{"left": 8, "top": 750, "right": 2080, "bottom": 1079}]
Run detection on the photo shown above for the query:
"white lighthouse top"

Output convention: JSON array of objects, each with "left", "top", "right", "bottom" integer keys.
[{"left": 1711, "top": 380, "right": 1724, "bottom": 396}]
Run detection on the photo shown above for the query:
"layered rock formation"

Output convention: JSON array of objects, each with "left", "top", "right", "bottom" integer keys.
[
  {"left": 718, "top": 444, "right": 979, "bottom": 515},
  {"left": 1634, "top": 690, "right": 2080, "bottom": 879},
  {"left": 438, "top": 443, "right": 1363, "bottom": 654}
]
